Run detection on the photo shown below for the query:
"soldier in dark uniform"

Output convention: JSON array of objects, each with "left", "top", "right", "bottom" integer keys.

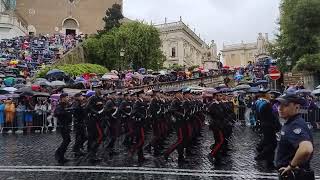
[
  {"left": 145, "top": 88, "right": 162, "bottom": 156},
  {"left": 54, "top": 93, "right": 72, "bottom": 165},
  {"left": 85, "top": 89, "right": 105, "bottom": 163},
  {"left": 114, "top": 92, "right": 133, "bottom": 147},
  {"left": 181, "top": 87, "right": 196, "bottom": 156},
  {"left": 72, "top": 93, "right": 87, "bottom": 158},
  {"left": 104, "top": 91, "right": 118, "bottom": 154},
  {"left": 129, "top": 90, "right": 146, "bottom": 163},
  {"left": 206, "top": 92, "right": 226, "bottom": 163},
  {"left": 255, "top": 89, "right": 281, "bottom": 168},
  {"left": 164, "top": 88, "right": 188, "bottom": 163},
  {"left": 275, "top": 94, "right": 314, "bottom": 180},
  {"left": 220, "top": 93, "right": 235, "bottom": 154}
]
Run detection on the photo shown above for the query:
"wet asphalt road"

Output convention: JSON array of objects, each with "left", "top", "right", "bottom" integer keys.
[{"left": 0, "top": 125, "right": 319, "bottom": 180}]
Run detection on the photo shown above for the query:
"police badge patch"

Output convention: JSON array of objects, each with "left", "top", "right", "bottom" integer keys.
[{"left": 293, "top": 128, "right": 302, "bottom": 134}]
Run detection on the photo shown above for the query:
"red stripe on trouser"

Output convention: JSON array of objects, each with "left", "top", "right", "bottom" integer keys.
[
  {"left": 165, "top": 128, "right": 183, "bottom": 155},
  {"left": 96, "top": 122, "right": 103, "bottom": 144},
  {"left": 210, "top": 130, "right": 224, "bottom": 156}
]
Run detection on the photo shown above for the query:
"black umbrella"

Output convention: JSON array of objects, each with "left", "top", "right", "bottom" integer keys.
[{"left": 13, "top": 84, "right": 27, "bottom": 89}]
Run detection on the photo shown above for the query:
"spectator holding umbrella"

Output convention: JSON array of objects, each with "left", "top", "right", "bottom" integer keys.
[
  {"left": 5, "top": 99, "right": 15, "bottom": 133},
  {"left": 24, "top": 98, "right": 34, "bottom": 133},
  {"left": 16, "top": 101, "right": 26, "bottom": 133}
]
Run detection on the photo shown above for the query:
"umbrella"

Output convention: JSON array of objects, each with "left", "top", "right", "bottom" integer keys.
[
  {"left": 247, "top": 87, "right": 260, "bottom": 93},
  {"left": 15, "top": 78, "right": 26, "bottom": 84},
  {"left": 101, "top": 73, "right": 119, "bottom": 81},
  {"left": 295, "top": 89, "right": 311, "bottom": 95},
  {"left": 234, "top": 90, "right": 246, "bottom": 94},
  {"left": 204, "top": 88, "right": 219, "bottom": 94},
  {"left": 20, "top": 91, "right": 34, "bottom": 97},
  {"left": 33, "top": 91, "right": 50, "bottom": 97},
  {"left": 269, "top": 90, "right": 282, "bottom": 96},
  {"left": 312, "top": 89, "right": 320, "bottom": 96},
  {"left": 2, "top": 87, "right": 17, "bottom": 92},
  {"left": 234, "top": 74, "right": 244, "bottom": 81},
  {"left": 256, "top": 80, "right": 268, "bottom": 84},
  {"left": 234, "top": 84, "right": 251, "bottom": 91},
  {"left": 34, "top": 81, "right": 51, "bottom": 86},
  {"left": 125, "top": 72, "right": 134, "bottom": 79},
  {"left": 219, "top": 88, "right": 232, "bottom": 93},
  {"left": 34, "top": 78, "right": 48, "bottom": 82},
  {"left": 0, "top": 74, "right": 5, "bottom": 78},
  {"left": 46, "top": 69, "right": 65, "bottom": 76},
  {"left": 15, "top": 86, "right": 32, "bottom": 93},
  {"left": 316, "top": 85, "right": 320, "bottom": 89},
  {"left": 86, "top": 90, "right": 95, "bottom": 97},
  {"left": 50, "top": 94, "right": 61, "bottom": 101},
  {"left": 6, "top": 93, "right": 19, "bottom": 98},
  {"left": 216, "top": 84, "right": 227, "bottom": 90},
  {"left": 50, "top": 81, "right": 66, "bottom": 87},
  {"left": 285, "top": 87, "right": 297, "bottom": 94},
  {"left": 0, "top": 95, "right": 7, "bottom": 100},
  {"left": 13, "top": 84, "right": 27, "bottom": 89},
  {"left": 110, "top": 70, "right": 118, "bottom": 74}
]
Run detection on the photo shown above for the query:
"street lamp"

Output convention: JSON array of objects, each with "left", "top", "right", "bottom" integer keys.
[
  {"left": 119, "top": 48, "right": 125, "bottom": 71},
  {"left": 286, "top": 57, "right": 292, "bottom": 66}
]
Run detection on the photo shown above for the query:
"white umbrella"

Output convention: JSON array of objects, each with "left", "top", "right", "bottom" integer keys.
[
  {"left": 101, "top": 73, "right": 119, "bottom": 80},
  {"left": 3, "top": 87, "right": 17, "bottom": 92},
  {"left": 312, "top": 89, "right": 320, "bottom": 96},
  {"left": 316, "top": 85, "right": 320, "bottom": 89}
]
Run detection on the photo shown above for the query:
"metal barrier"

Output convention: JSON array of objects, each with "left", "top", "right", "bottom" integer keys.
[
  {"left": 0, "top": 110, "right": 51, "bottom": 134},
  {"left": 235, "top": 106, "right": 320, "bottom": 130},
  {"left": 300, "top": 107, "right": 320, "bottom": 129}
]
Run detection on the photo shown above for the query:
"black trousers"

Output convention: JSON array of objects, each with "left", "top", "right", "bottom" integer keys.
[
  {"left": 55, "top": 127, "right": 71, "bottom": 160},
  {"left": 87, "top": 117, "right": 103, "bottom": 159},
  {"left": 73, "top": 124, "right": 87, "bottom": 152}
]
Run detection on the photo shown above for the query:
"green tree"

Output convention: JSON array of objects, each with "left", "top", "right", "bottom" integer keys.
[
  {"left": 100, "top": 3, "right": 124, "bottom": 34},
  {"left": 269, "top": 0, "right": 320, "bottom": 72},
  {"left": 84, "top": 22, "right": 165, "bottom": 71}
]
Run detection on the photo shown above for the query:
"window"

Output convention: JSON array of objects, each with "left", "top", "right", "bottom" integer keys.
[{"left": 171, "top": 47, "right": 176, "bottom": 57}]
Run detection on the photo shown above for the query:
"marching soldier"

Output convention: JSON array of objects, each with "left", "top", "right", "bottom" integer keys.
[
  {"left": 72, "top": 93, "right": 87, "bottom": 158},
  {"left": 129, "top": 90, "right": 146, "bottom": 163},
  {"left": 164, "top": 88, "right": 188, "bottom": 163},
  {"left": 54, "top": 93, "right": 72, "bottom": 165},
  {"left": 207, "top": 91, "right": 225, "bottom": 164},
  {"left": 86, "top": 89, "right": 105, "bottom": 163}
]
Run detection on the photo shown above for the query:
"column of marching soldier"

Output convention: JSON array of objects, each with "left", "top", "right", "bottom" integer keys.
[{"left": 54, "top": 87, "right": 236, "bottom": 165}]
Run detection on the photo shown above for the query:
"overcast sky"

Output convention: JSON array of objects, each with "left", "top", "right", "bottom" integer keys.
[{"left": 123, "top": 0, "right": 280, "bottom": 50}]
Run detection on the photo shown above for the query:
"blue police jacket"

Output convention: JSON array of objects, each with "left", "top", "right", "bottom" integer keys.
[{"left": 274, "top": 114, "right": 313, "bottom": 169}]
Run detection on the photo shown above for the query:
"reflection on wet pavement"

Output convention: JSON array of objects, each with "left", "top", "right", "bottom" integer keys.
[{"left": 0, "top": 126, "right": 319, "bottom": 180}]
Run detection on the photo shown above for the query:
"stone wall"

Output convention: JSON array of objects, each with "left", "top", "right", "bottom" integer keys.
[
  {"left": 54, "top": 44, "right": 86, "bottom": 66},
  {"left": 16, "top": 0, "right": 122, "bottom": 35}
]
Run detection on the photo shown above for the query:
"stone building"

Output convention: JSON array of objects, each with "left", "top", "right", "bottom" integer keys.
[
  {"left": 221, "top": 33, "right": 269, "bottom": 67},
  {"left": 0, "top": 0, "right": 28, "bottom": 39},
  {"left": 15, "top": 0, "right": 122, "bottom": 35},
  {"left": 155, "top": 19, "right": 218, "bottom": 70}
]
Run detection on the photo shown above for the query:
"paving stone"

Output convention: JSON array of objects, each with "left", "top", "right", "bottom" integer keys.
[{"left": 0, "top": 126, "right": 319, "bottom": 179}]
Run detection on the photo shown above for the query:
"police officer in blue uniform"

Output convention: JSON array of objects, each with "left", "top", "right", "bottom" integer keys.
[{"left": 275, "top": 93, "right": 314, "bottom": 180}]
